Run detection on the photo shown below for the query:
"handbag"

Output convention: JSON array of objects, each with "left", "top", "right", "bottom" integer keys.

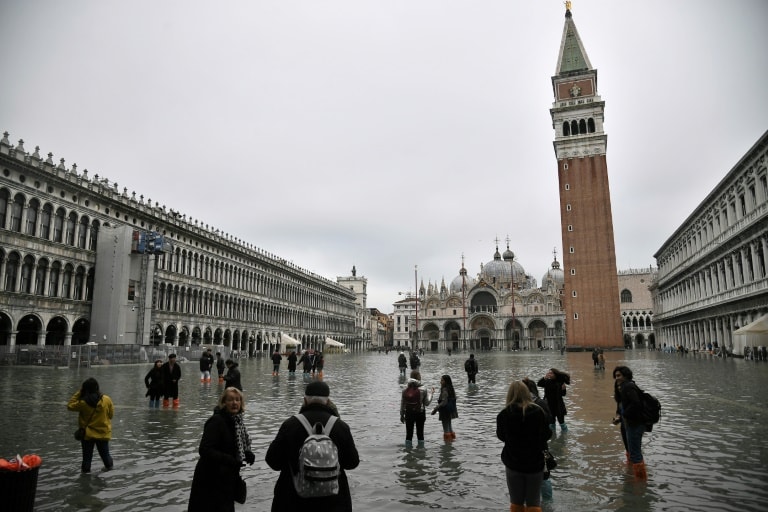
[
  {"left": 234, "top": 475, "right": 246, "bottom": 504},
  {"left": 74, "top": 397, "right": 100, "bottom": 442},
  {"left": 544, "top": 449, "right": 557, "bottom": 471}
]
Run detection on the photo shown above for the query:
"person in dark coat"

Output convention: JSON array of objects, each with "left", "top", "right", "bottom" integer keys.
[
  {"left": 265, "top": 381, "right": 359, "bottom": 512},
  {"left": 497, "top": 380, "right": 552, "bottom": 512},
  {"left": 161, "top": 353, "right": 182, "bottom": 408},
  {"left": 188, "top": 387, "right": 254, "bottom": 512},
  {"left": 223, "top": 359, "right": 242, "bottom": 391},
  {"left": 433, "top": 374, "right": 458, "bottom": 442},
  {"left": 537, "top": 368, "right": 570, "bottom": 432},
  {"left": 464, "top": 353, "right": 478, "bottom": 384},
  {"left": 613, "top": 365, "right": 647, "bottom": 480},
  {"left": 298, "top": 350, "right": 313, "bottom": 377},
  {"left": 523, "top": 377, "right": 554, "bottom": 500},
  {"left": 397, "top": 351, "right": 408, "bottom": 376},
  {"left": 144, "top": 359, "right": 163, "bottom": 407},
  {"left": 199, "top": 348, "right": 213, "bottom": 383},
  {"left": 271, "top": 350, "right": 282, "bottom": 376},
  {"left": 287, "top": 350, "right": 298, "bottom": 375},
  {"left": 215, "top": 352, "right": 226, "bottom": 383}
]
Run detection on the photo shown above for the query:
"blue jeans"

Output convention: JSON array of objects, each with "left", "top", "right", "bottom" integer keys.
[
  {"left": 81, "top": 439, "right": 113, "bottom": 472},
  {"left": 624, "top": 422, "right": 645, "bottom": 463}
]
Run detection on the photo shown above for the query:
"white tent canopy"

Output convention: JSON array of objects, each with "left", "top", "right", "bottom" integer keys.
[
  {"left": 733, "top": 314, "right": 768, "bottom": 354},
  {"left": 280, "top": 334, "right": 300, "bottom": 347},
  {"left": 324, "top": 337, "right": 344, "bottom": 347}
]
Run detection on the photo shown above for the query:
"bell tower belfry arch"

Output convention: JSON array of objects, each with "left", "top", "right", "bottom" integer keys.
[{"left": 550, "top": 4, "right": 623, "bottom": 349}]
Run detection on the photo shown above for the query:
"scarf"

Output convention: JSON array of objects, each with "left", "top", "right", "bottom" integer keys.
[{"left": 232, "top": 412, "right": 251, "bottom": 462}]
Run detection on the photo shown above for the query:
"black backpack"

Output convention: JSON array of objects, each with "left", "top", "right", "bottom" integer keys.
[{"left": 639, "top": 389, "right": 661, "bottom": 430}]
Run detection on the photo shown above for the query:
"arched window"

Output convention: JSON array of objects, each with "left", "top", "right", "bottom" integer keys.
[
  {"left": 62, "top": 264, "right": 74, "bottom": 299},
  {"left": 35, "top": 258, "right": 48, "bottom": 295},
  {"left": 587, "top": 118, "right": 595, "bottom": 133},
  {"left": 563, "top": 121, "right": 570, "bottom": 136},
  {"left": 53, "top": 208, "right": 65, "bottom": 243},
  {"left": 89, "top": 220, "right": 100, "bottom": 250},
  {"left": 49, "top": 261, "right": 61, "bottom": 297},
  {"left": 40, "top": 204, "right": 53, "bottom": 239},
  {"left": 73, "top": 266, "right": 86, "bottom": 300},
  {"left": 579, "top": 119, "right": 587, "bottom": 134},
  {"left": 65, "top": 212, "right": 77, "bottom": 246},
  {"left": 5, "top": 252, "right": 20, "bottom": 291},
  {"left": 10, "top": 194, "right": 24, "bottom": 232},
  {"left": 571, "top": 120, "right": 578, "bottom": 135},
  {"left": 26, "top": 199, "right": 39, "bottom": 236},
  {"left": 19, "top": 254, "right": 32, "bottom": 292},
  {"left": 78, "top": 216, "right": 89, "bottom": 249},
  {"left": 620, "top": 289, "right": 633, "bottom": 303},
  {"left": 0, "top": 188, "right": 9, "bottom": 228}
]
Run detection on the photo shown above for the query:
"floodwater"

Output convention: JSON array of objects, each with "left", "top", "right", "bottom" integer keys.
[{"left": 1, "top": 350, "right": 767, "bottom": 512}]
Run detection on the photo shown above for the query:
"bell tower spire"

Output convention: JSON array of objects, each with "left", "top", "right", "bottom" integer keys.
[{"left": 550, "top": 6, "right": 623, "bottom": 349}]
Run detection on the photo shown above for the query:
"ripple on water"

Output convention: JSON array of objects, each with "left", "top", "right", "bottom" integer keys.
[{"left": 1, "top": 351, "right": 768, "bottom": 511}]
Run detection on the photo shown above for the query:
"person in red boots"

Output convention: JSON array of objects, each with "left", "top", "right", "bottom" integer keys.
[
  {"left": 161, "top": 353, "right": 182, "bottom": 408},
  {"left": 432, "top": 374, "right": 458, "bottom": 442},
  {"left": 613, "top": 366, "right": 648, "bottom": 479},
  {"left": 496, "top": 380, "right": 551, "bottom": 512}
]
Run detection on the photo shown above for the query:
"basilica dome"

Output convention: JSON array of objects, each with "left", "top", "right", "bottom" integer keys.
[
  {"left": 542, "top": 258, "right": 565, "bottom": 288},
  {"left": 482, "top": 246, "right": 526, "bottom": 286},
  {"left": 450, "top": 268, "right": 476, "bottom": 294}
]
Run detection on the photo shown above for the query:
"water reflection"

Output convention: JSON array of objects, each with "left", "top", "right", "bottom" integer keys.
[{"left": 0, "top": 350, "right": 767, "bottom": 511}]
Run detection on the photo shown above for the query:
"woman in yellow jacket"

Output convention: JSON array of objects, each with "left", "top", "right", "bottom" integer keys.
[{"left": 68, "top": 377, "right": 115, "bottom": 473}]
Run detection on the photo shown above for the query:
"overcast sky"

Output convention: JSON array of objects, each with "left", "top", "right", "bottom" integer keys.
[{"left": 2, "top": 0, "right": 766, "bottom": 312}]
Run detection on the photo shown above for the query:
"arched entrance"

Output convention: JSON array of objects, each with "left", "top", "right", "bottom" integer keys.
[
  {"left": 45, "top": 316, "right": 67, "bottom": 345},
  {"left": 16, "top": 315, "right": 42, "bottom": 345}
]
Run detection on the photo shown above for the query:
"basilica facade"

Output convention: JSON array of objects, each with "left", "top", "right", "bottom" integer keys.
[{"left": 413, "top": 242, "right": 566, "bottom": 352}]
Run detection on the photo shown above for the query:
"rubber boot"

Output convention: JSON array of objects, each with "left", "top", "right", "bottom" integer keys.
[
  {"left": 172, "top": 398, "right": 180, "bottom": 408},
  {"left": 162, "top": 398, "right": 169, "bottom": 408},
  {"left": 318, "top": 371, "right": 324, "bottom": 380},
  {"left": 527, "top": 507, "right": 543, "bottom": 512},
  {"left": 450, "top": 432, "right": 456, "bottom": 440},
  {"left": 405, "top": 440, "right": 412, "bottom": 448},
  {"left": 443, "top": 433, "right": 453, "bottom": 442},
  {"left": 417, "top": 440, "right": 425, "bottom": 448},
  {"left": 509, "top": 505, "right": 525, "bottom": 512},
  {"left": 633, "top": 461, "right": 647, "bottom": 480},
  {"left": 549, "top": 424, "right": 556, "bottom": 432},
  {"left": 560, "top": 422, "right": 568, "bottom": 432}
]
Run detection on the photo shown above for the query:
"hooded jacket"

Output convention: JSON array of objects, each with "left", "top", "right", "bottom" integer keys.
[{"left": 68, "top": 391, "right": 114, "bottom": 440}]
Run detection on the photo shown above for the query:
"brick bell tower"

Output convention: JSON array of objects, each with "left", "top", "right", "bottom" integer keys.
[{"left": 551, "top": 4, "right": 623, "bottom": 349}]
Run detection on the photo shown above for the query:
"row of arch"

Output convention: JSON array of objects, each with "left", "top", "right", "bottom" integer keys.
[
  {"left": 1, "top": 249, "right": 93, "bottom": 300},
  {"left": 153, "top": 280, "right": 353, "bottom": 333},
  {"left": 562, "top": 117, "right": 596, "bottom": 136},
  {"left": 155, "top": 248, "right": 351, "bottom": 314},
  {"left": 0, "top": 189, "right": 100, "bottom": 249}
]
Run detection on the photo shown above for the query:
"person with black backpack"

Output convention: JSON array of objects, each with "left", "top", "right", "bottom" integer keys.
[
  {"left": 612, "top": 365, "right": 648, "bottom": 480},
  {"left": 265, "top": 381, "right": 359, "bottom": 511},
  {"left": 400, "top": 370, "right": 434, "bottom": 448}
]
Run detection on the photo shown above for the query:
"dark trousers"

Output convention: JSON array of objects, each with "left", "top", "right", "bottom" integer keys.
[
  {"left": 404, "top": 410, "right": 426, "bottom": 441},
  {"left": 81, "top": 439, "right": 113, "bottom": 472}
]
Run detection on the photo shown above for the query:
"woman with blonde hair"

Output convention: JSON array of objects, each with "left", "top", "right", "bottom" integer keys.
[
  {"left": 496, "top": 380, "right": 551, "bottom": 512},
  {"left": 188, "top": 387, "right": 255, "bottom": 511}
]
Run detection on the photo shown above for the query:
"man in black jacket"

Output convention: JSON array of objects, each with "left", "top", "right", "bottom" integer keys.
[{"left": 265, "top": 381, "right": 360, "bottom": 511}]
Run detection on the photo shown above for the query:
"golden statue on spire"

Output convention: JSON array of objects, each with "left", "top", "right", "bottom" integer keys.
[{"left": 565, "top": 1, "right": 572, "bottom": 11}]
